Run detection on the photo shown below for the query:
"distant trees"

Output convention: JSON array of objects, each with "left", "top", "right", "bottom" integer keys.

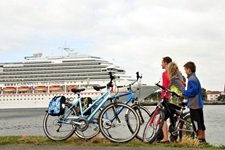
[
  {"left": 202, "top": 88, "right": 207, "bottom": 101},
  {"left": 145, "top": 91, "right": 161, "bottom": 101},
  {"left": 218, "top": 95, "right": 225, "bottom": 101}
]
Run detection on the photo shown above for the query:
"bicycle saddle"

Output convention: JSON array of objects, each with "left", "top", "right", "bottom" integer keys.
[
  {"left": 93, "top": 86, "right": 106, "bottom": 91},
  {"left": 71, "top": 88, "right": 85, "bottom": 93}
]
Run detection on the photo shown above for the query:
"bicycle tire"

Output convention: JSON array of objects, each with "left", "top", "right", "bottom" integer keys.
[
  {"left": 74, "top": 108, "right": 101, "bottom": 140},
  {"left": 43, "top": 103, "right": 77, "bottom": 141},
  {"left": 128, "top": 104, "right": 151, "bottom": 141},
  {"left": 98, "top": 102, "right": 140, "bottom": 143},
  {"left": 179, "top": 114, "right": 196, "bottom": 140},
  {"left": 143, "top": 109, "right": 165, "bottom": 143}
]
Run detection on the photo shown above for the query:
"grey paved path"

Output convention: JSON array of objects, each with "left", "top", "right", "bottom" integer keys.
[{"left": 0, "top": 146, "right": 213, "bottom": 150}]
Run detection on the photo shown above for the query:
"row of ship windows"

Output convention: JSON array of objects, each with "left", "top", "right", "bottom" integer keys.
[
  {"left": 0, "top": 69, "right": 104, "bottom": 75},
  {"left": 0, "top": 98, "right": 46, "bottom": 101},
  {"left": 0, "top": 76, "right": 109, "bottom": 82},
  {"left": 0, "top": 95, "right": 97, "bottom": 101},
  {"left": 1, "top": 60, "right": 102, "bottom": 67},
  {"left": 3, "top": 60, "right": 101, "bottom": 67},
  {"left": 1, "top": 69, "right": 124, "bottom": 76},
  {"left": 0, "top": 74, "right": 108, "bottom": 79},
  {"left": 0, "top": 72, "right": 123, "bottom": 78},
  {"left": 4, "top": 62, "right": 103, "bottom": 70},
  {"left": 4, "top": 66, "right": 105, "bottom": 72}
]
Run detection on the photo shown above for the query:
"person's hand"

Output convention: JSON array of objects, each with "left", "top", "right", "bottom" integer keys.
[{"left": 180, "top": 93, "right": 183, "bottom": 97}]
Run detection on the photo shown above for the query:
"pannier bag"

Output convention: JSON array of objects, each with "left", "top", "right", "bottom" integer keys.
[{"left": 48, "top": 96, "right": 66, "bottom": 116}]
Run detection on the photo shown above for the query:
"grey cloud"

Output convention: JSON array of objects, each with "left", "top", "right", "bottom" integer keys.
[{"left": 0, "top": 0, "right": 224, "bottom": 90}]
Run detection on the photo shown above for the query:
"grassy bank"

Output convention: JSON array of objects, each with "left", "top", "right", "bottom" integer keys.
[{"left": 0, "top": 135, "right": 224, "bottom": 149}]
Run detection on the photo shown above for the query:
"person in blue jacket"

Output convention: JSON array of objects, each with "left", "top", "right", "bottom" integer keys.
[{"left": 180, "top": 61, "right": 206, "bottom": 143}]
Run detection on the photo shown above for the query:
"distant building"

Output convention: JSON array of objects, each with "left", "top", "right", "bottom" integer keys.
[
  {"left": 221, "top": 84, "right": 225, "bottom": 95},
  {"left": 206, "top": 91, "right": 222, "bottom": 101},
  {"left": 221, "top": 91, "right": 225, "bottom": 95}
]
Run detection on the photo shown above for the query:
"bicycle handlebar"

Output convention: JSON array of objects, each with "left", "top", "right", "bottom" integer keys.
[
  {"left": 107, "top": 71, "right": 142, "bottom": 91},
  {"left": 109, "top": 72, "right": 115, "bottom": 80},
  {"left": 136, "top": 72, "right": 140, "bottom": 80},
  {"left": 129, "top": 71, "right": 142, "bottom": 86},
  {"left": 107, "top": 72, "right": 115, "bottom": 88}
]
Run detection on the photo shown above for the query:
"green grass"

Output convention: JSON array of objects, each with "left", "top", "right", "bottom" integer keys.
[{"left": 0, "top": 135, "right": 224, "bottom": 149}]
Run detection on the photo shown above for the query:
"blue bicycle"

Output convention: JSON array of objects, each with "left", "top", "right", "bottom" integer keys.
[
  {"left": 43, "top": 72, "right": 140, "bottom": 143},
  {"left": 73, "top": 72, "right": 151, "bottom": 141}
]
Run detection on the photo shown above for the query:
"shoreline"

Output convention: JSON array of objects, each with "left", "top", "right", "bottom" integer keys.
[{"left": 141, "top": 101, "right": 225, "bottom": 106}]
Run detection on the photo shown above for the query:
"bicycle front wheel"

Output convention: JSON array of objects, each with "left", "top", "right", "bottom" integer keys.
[
  {"left": 128, "top": 104, "right": 151, "bottom": 141},
  {"left": 143, "top": 109, "right": 165, "bottom": 143},
  {"left": 98, "top": 102, "right": 140, "bottom": 143},
  {"left": 43, "top": 103, "right": 77, "bottom": 141}
]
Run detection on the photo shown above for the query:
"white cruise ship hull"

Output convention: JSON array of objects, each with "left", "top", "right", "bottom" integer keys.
[
  {"left": 0, "top": 49, "right": 158, "bottom": 109},
  {"left": 0, "top": 85, "right": 158, "bottom": 109}
]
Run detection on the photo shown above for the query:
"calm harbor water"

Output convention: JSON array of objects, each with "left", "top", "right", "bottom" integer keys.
[{"left": 0, "top": 105, "right": 224, "bottom": 146}]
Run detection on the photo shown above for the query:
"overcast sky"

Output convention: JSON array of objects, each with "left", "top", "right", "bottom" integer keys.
[{"left": 0, "top": 0, "right": 224, "bottom": 91}]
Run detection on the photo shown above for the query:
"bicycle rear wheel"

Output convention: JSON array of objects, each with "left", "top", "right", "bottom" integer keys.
[
  {"left": 143, "top": 109, "right": 165, "bottom": 143},
  {"left": 98, "top": 102, "right": 140, "bottom": 143},
  {"left": 43, "top": 103, "right": 77, "bottom": 141},
  {"left": 179, "top": 114, "right": 196, "bottom": 140},
  {"left": 128, "top": 104, "right": 151, "bottom": 141}
]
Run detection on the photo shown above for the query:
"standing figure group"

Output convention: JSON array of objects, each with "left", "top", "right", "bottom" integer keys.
[{"left": 159, "top": 56, "right": 206, "bottom": 143}]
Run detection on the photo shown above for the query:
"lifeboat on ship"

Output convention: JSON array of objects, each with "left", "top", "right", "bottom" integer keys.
[
  {"left": 34, "top": 86, "right": 47, "bottom": 91},
  {"left": 18, "top": 86, "right": 31, "bottom": 92},
  {"left": 49, "top": 85, "right": 63, "bottom": 91},
  {"left": 67, "top": 85, "right": 78, "bottom": 91},
  {"left": 3, "top": 87, "right": 16, "bottom": 92}
]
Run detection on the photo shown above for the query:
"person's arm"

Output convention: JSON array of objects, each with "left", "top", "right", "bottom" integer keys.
[{"left": 182, "top": 81, "right": 198, "bottom": 98}]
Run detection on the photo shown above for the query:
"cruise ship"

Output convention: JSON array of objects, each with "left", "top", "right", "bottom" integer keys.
[{"left": 0, "top": 48, "right": 158, "bottom": 109}]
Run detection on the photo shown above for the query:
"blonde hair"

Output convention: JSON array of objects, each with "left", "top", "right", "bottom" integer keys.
[{"left": 167, "top": 62, "right": 180, "bottom": 80}]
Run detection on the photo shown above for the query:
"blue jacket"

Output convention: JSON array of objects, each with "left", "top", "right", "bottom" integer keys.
[{"left": 182, "top": 73, "right": 203, "bottom": 108}]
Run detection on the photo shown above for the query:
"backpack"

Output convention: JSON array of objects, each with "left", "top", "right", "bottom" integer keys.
[{"left": 48, "top": 96, "right": 66, "bottom": 116}]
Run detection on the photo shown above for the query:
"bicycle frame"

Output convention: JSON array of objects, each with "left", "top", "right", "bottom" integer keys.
[
  {"left": 148, "top": 82, "right": 179, "bottom": 127},
  {"left": 111, "top": 88, "right": 135, "bottom": 105},
  {"left": 59, "top": 87, "right": 112, "bottom": 124}
]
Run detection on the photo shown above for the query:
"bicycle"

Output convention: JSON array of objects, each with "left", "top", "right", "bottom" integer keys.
[
  {"left": 76, "top": 72, "right": 151, "bottom": 141},
  {"left": 43, "top": 72, "right": 140, "bottom": 143},
  {"left": 142, "top": 82, "right": 196, "bottom": 143}
]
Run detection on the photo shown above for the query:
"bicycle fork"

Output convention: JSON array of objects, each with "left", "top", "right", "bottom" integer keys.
[{"left": 148, "top": 108, "right": 161, "bottom": 128}]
